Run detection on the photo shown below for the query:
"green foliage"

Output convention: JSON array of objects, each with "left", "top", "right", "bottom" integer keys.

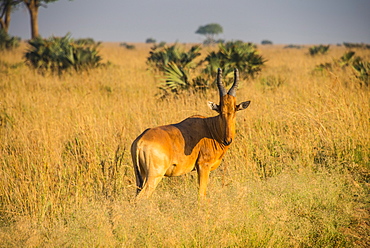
[
  {"left": 148, "top": 41, "right": 266, "bottom": 98},
  {"left": 195, "top": 23, "right": 223, "bottom": 45},
  {"left": 158, "top": 62, "right": 210, "bottom": 98},
  {"left": 0, "top": 29, "right": 20, "bottom": 51},
  {"left": 156, "top": 41, "right": 166, "bottom": 48},
  {"left": 203, "top": 41, "right": 266, "bottom": 83},
  {"left": 160, "top": 62, "right": 190, "bottom": 95},
  {"left": 314, "top": 51, "right": 361, "bottom": 71},
  {"left": 120, "top": 42, "right": 135, "bottom": 50},
  {"left": 343, "top": 42, "right": 370, "bottom": 49},
  {"left": 261, "top": 40, "right": 273, "bottom": 45},
  {"left": 313, "top": 51, "right": 369, "bottom": 87},
  {"left": 309, "top": 45, "right": 330, "bottom": 56},
  {"left": 147, "top": 44, "right": 201, "bottom": 73},
  {"left": 352, "top": 61, "right": 370, "bottom": 87},
  {"left": 284, "top": 44, "right": 303, "bottom": 49},
  {"left": 202, "top": 38, "right": 225, "bottom": 46},
  {"left": 147, "top": 44, "right": 202, "bottom": 98},
  {"left": 148, "top": 42, "right": 166, "bottom": 51},
  {"left": 195, "top": 23, "right": 223, "bottom": 37},
  {"left": 75, "top": 38, "right": 99, "bottom": 46},
  {"left": 338, "top": 51, "right": 361, "bottom": 67},
  {"left": 25, "top": 33, "right": 102, "bottom": 74},
  {"left": 145, "top": 38, "right": 156, "bottom": 44}
]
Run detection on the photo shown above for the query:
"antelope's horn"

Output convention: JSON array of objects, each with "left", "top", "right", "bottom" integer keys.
[
  {"left": 228, "top": 68, "right": 239, "bottom": 97},
  {"left": 217, "top": 68, "right": 226, "bottom": 97}
]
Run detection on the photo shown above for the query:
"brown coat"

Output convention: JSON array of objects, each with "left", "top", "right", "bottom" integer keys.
[{"left": 131, "top": 69, "right": 250, "bottom": 199}]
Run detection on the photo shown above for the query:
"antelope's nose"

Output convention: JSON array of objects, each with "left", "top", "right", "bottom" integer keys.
[{"left": 223, "top": 138, "right": 233, "bottom": 146}]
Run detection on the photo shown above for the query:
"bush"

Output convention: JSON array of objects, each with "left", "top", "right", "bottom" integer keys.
[
  {"left": 203, "top": 41, "right": 266, "bottom": 83},
  {"left": 202, "top": 37, "right": 225, "bottom": 45},
  {"left": 261, "top": 40, "right": 273, "bottom": 45},
  {"left": 343, "top": 42, "right": 370, "bottom": 49},
  {"left": 147, "top": 44, "right": 202, "bottom": 98},
  {"left": 313, "top": 51, "right": 369, "bottom": 87},
  {"left": 146, "top": 38, "right": 156, "bottom": 44},
  {"left": 147, "top": 44, "right": 201, "bottom": 73},
  {"left": 75, "top": 38, "right": 99, "bottom": 46},
  {"left": 159, "top": 62, "right": 191, "bottom": 95},
  {"left": 352, "top": 61, "right": 370, "bottom": 87},
  {"left": 284, "top": 44, "right": 303, "bottom": 49},
  {"left": 120, "top": 42, "right": 135, "bottom": 50},
  {"left": 0, "top": 30, "right": 20, "bottom": 51},
  {"left": 338, "top": 51, "right": 361, "bottom": 67},
  {"left": 149, "top": 41, "right": 266, "bottom": 98},
  {"left": 309, "top": 45, "right": 330, "bottom": 56},
  {"left": 25, "top": 34, "right": 102, "bottom": 74}
]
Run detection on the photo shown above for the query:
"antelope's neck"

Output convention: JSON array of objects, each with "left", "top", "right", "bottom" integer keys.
[{"left": 205, "top": 115, "right": 228, "bottom": 146}]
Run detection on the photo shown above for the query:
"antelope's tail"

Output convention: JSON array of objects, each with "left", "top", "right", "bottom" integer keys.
[{"left": 131, "top": 143, "right": 143, "bottom": 195}]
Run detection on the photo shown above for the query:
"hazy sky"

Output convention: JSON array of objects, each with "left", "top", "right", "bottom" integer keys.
[{"left": 8, "top": 0, "right": 370, "bottom": 44}]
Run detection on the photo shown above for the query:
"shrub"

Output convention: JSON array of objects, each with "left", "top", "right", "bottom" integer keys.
[
  {"left": 158, "top": 62, "right": 191, "bottom": 96},
  {"left": 25, "top": 34, "right": 102, "bottom": 74},
  {"left": 0, "top": 30, "right": 20, "bottom": 51},
  {"left": 147, "top": 44, "right": 202, "bottom": 98},
  {"left": 203, "top": 41, "right": 266, "bottom": 83},
  {"left": 352, "top": 61, "right": 370, "bottom": 87},
  {"left": 343, "top": 42, "right": 370, "bottom": 49},
  {"left": 309, "top": 45, "right": 330, "bottom": 56},
  {"left": 261, "top": 40, "right": 273, "bottom": 45},
  {"left": 202, "top": 37, "right": 225, "bottom": 46},
  {"left": 338, "top": 51, "right": 361, "bottom": 67},
  {"left": 146, "top": 38, "right": 156, "bottom": 44},
  {"left": 313, "top": 51, "right": 369, "bottom": 87},
  {"left": 284, "top": 44, "right": 303, "bottom": 49},
  {"left": 157, "top": 62, "right": 212, "bottom": 98},
  {"left": 147, "top": 44, "right": 201, "bottom": 73},
  {"left": 120, "top": 42, "right": 135, "bottom": 50},
  {"left": 150, "top": 41, "right": 266, "bottom": 98},
  {"left": 75, "top": 38, "right": 99, "bottom": 46}
]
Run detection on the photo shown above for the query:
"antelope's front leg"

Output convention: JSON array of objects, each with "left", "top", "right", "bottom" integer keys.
[{"left": 197, "top": 165, "right": 211, "bottom": 197}]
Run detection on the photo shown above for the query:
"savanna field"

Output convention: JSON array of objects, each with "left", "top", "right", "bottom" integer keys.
[{"left": 0, "top": 42, "right": 369, "bottom": 247}]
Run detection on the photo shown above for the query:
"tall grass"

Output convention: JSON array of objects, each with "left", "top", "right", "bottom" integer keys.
[{"left": 0, "top": 43, "right": 369, "bottom": 247}]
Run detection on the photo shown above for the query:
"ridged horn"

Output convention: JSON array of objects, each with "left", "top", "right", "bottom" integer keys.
[
  {"left": 228, "top": 68, "right": 239, "bottom": 97},
  {"left": 216, "top": 68, "right": 227, "bottom": 97}
]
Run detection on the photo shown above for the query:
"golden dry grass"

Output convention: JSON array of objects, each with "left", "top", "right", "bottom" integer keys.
[{"left": 0, "top": 43, "right": 369, "bottom": 247}]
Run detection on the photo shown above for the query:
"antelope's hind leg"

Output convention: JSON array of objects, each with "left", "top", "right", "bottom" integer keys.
[
  {"left": 134, "top": 141, "right": 170, "bottom": 200},
  {"left": 136, "top": 174, "right": 164, "bottom": 199}
]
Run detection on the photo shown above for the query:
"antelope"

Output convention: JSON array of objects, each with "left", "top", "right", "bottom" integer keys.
[{"left": 131, "top": 68, "right": 250, "bottom": 199}]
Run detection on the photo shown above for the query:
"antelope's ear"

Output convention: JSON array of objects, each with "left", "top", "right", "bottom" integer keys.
[
  {"left": 207, "top": 101, "right": 220, "bottom": 113},
  {"left": 236, "top": 101, "right": 251, "bottom": 111}
]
